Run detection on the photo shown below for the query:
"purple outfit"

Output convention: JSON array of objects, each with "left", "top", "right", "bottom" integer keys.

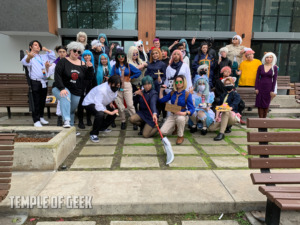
[{"left": 255, "top": 65, "right": 278, "bottom": 108}]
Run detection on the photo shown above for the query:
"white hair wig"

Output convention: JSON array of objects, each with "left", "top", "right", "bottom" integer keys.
[
  {"left": 232, "top": 35, "right": 242, "bottom": 44},
  {"left": 262, "top": 52, "right": 277, "bottom": 76},
  {"left": 219, "top": 47, "right": 228, "bottom": 54},
  {"left": 197, "top": 64, "right": 209, "bottom": 74},
  {"left": 76, "top": 31, "right": 87, "bottom": 46},
  {"left": 66, "top": 41, "right": 84, "bottom": 54},
  {"left": 91, "top": 39, "right": 102, "bottom": 47}
]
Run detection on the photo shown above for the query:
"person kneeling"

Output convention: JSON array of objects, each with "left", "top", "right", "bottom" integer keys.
[
  {"left": 159, "top": 75, "right": 195, "bottom": 145},
  {"left": 209, "top": 77, "right": 241, "bottom": 141},
  {"left": 129, "top": 76, "right": 158, "bottom": 138},
  {"left": 82, "top": 75, "right": 120, "bottom": 143}
]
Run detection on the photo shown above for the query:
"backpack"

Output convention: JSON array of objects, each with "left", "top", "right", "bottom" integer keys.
[{"left": 233, "top": 91, "right": 245, "bottom": 114}]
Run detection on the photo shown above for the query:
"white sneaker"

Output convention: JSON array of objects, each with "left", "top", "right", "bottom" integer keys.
[
  {"left": 40, "top": 117, "right": 49, "bottom": 125},
  {"left": 76, "top": 132, "right": 81, "bottom": 136},
  {"left": 34, "top": 121, "right": 43, "bottom": 127},
  {"left": 63, "top": 120, "right": 71, "bottom": 128}
]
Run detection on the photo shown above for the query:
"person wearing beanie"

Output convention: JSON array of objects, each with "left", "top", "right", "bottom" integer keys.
[
  {"left": 214, "top": 47, "right": 232, "bottom": 84},
  {"left": 161, "top": 46, "right": 170, "bottom": 66},
  {"left": 255, "top": 52, "right": 278, "bottom": 118},
  {"left": 236, "top": 49, "right": 262, "bottom": 87},
  {"left": 208, "top": 77, "right": 241, "bottom": 141}
]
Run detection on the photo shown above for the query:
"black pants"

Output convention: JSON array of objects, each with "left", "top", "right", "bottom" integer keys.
[
  {"left": 84, "top": 104, "right": 116, "bottom": 135},
  {"left": 77, "top": 94, "right": 91, "bottom": 122},
  {"left": 31, "top": 80, "right": 47, "bottom": 123}
]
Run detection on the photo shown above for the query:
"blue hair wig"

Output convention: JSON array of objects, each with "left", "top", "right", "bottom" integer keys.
[{"left": 96, "top": 53, "right": 111, "bottom": 85}]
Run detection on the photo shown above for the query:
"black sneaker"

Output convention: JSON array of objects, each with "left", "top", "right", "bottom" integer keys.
[
  {"left": 57, "top": 116, "right": 63, "bottom": 126},
  {"left": 87, "top": 119, "right": 92, "bottom": 126},
  {"left": 90, "top": 135, "right": 99, "bottom": 143},
  {"left": 111, "top": 121, "right": 116, "bottom": 128},
  {"left": 225, "top": 126, "right": 232, "bottom": 133},
  {"left": 190, "top": 125, "right": 197, "bottom": 133},
  {"left": 133, "top": 125, "right": 138, "bottom": 130},
  {"left": 200, "top": 128, "right": 208, "bottom": 135},
  {"left": 121, "top": 122, "right": 126, "bottom": 130}
]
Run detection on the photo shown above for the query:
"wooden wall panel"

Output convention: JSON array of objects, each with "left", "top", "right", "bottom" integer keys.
[
  {"left": 138, "top": 0, "right": 156, "bottom": 51},
  {"left": 47, "top": 0, "right": 58, "bottom": 35},
  {"left": 231, "top": 0, "right": 255, "bottom": 48}
]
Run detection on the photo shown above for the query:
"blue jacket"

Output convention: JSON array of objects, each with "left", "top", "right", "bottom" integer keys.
[
  {"left": 111, "top": 63, "right": 141, "bottom": 79},
  {"left": 137, "top": 89, "right": 158, "bottom": 127},
  {"left": 145, "top": 60, "right": 166, "bottom": 93},
  {"left": 159, "top": 90, "right": 195, "bottom": 115}
]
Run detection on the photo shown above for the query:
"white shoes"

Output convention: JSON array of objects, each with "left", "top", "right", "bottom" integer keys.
[
  {"left": 34, "top": 121, "right": 43, "bottom": 127},
  {"left": 40, "top": 117, "right": 49, "bottom": 125},
  {"left": 63, "top": 120, "right": 71, "bottom": 128}
]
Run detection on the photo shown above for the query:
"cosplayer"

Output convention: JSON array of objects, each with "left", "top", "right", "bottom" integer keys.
[
  {"left": 134, "top": 40, "right": 148, "bottom": 62},
  {"left": 76, "top": 31, "right": 90, "bottom": 50},
  {"left": 129, "top": 76, "right": 158, "bottom": 138},
  {"left": 159, "top": 75, "right": 195, "bottom": 145}
]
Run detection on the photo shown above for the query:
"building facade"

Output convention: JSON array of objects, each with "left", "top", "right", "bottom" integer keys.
[{"left": 0, "top": 0, "right": 299, "bottom": 82}]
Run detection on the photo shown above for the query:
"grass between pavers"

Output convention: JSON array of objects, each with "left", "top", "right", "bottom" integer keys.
[{"left": 23, "top": 212, "right": 251, "bottom": 225}]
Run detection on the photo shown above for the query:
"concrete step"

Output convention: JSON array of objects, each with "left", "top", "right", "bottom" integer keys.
[{"left": 0, "top": 170, "right": 267, "bottom": 217}]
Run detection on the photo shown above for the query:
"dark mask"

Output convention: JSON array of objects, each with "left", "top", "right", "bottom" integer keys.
[
  {"left": 200, "top": 70, "right": 207, "bottom": 75},
  {"left": 225, "top": 85, "right": 234, "bottom": 92},
  {"left": 111, "top": 86, "right": 119, "bottom": 92}
]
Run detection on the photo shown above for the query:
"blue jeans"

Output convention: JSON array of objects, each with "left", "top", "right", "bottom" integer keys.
[{"left": 52, "top": 87, "right": 81, "bottom": 126}]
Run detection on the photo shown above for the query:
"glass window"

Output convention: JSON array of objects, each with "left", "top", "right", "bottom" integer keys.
[
  {"left": 123, "top": 13, "right": 137, "bottom": 30},
  {"left": 201, "top": 15, "right": 215, "bottom": 31},
  {"left": 254, "top": 0, "right": 264, "bottom": 15},
  {"left": 93, "top": 13, "right": 107, "bottom": 29},
  {"left": 156, "top": 0, "right": 231, "bottom": 31},
  {"left": 264, "top": 0, "right": 279, "bottom": 16},
  {"left": 275, "top": 43, "right": 289, "bottom": 76},
  {"left": 156, "top": 14, "right": 171, "bottom": 30},
  {"left": 292, "top": 17, "right": 300, "bottom": 32},
  {"left": 263, "top": 16, "right": 277, "bottom": 32},
  {"left": 277, "top": 17, "right": 291, "bottom": 32},
  {"left": 171, "top": 14, "right": 186, "bottom": 30},
  {"left": 186, "top": 15, "right": 200, "bottom": 30},
  {"left": 78, "top": 13, "right": 92, "bottom": 28},
  {"left": 61, "top": 0, "right": 137, "bottom": 30},
  {"left": 279, "top": 0, "right": 293, "bottom": 16},
  {"left": 288, "top": 43, "right": 300, "bottom": 82},
  {"left": 294, "top": 1, "right": 300, "bottom": 16},
  {"left": 253, "top": 16, "right": 263, "bottom": 32}
]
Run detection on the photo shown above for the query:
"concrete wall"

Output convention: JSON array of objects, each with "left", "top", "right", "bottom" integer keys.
[{"left": 0, "top": 34, "right": 61, "bottom": 73}]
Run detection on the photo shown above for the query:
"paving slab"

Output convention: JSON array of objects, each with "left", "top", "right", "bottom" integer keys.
[
  {"left": 194, "top": 137, "right": 227, "bottom": 145},
  {"left": 29, "top": 170, "right": 235, "bottom": 216},
  {"left": 86, "top": 138, "right": 118, "bottom": 145},
  {"left": 201, "top": 146, "right": 239, "bottom": 155},
  {"left": 240, "top": 146, "right": 248, "bottom": 151},
  {"left": 172, "top": 146, "right": 199, "bottom": 154},
  {"left": 36, "top": 222, "right": 96, "bottom": 225},
  {"left": 0, "top": 171, "right": 56, "bottom": 206},
  {"left": 76, "top": 138, "right": 82, "bottom": 144},
  {"left": 169, "top": 156, "right": 208, "bottom": 168},
  {"left": 99, "top": 131, "right": 120, "bottom": 137},
  {"left": 192, "top": 132, "right": 217, "bottom": 138},
  {"left": 123, "top": 146, "right": 157, "bottom": 155},
  {"left": 111, "top": 222, "right": 168, "bottom": 225},
  {"left": 125, "top": 131, "right": 142, "bottom": 136},
  {"left": 0, "top": 212, "right": 28, "bottom": 225},
  {"left": 121, "top": 156, "right": 160, "bottom": 168},
  {"left": 226, "top": 131, "right": 247, "bottom": 136},
  {"left": 182, "top": 221, "right": 239, "bottom": 225},
  {"left": 80, "top": 146, "right": 116, "bottom": 155},
  {"left": 210, "top": 156, "right": 248, "bottom": 168},
  {"left": 229, "top": 138, "right": 257, "bottom": 145},
  {"left": 71, "top": 157, "right": 113, "bottom": 169},
  {"left": 168, "top": 138, "right": 192, "bottom": 145},
  {"left": 124, "top": 138, "right": 154, "bottom": 145}
]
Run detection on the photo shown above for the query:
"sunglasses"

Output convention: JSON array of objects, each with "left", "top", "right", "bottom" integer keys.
[
  {"left": 232, "top": 38, "right": 238, "bottom": 40},
  {"left": 138, "top": 45, "right": 143, "bottom": 48},
  {"left": 118, "top": 55, "right": 125, "bottom": 59},
  {"left": 133, "top": 53, "right": 138, "bottom": 56},
  {"left": 175, "top": 81, "right": 183, "bottom": 84},
  {"left": 72, "top": 49, "right": 82, "bottom": 55}
]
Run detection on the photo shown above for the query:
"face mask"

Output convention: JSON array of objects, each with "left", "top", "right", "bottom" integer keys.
[
  {"left": 111, "top": 86, "right": 119, "bottom": 92},
  {"left": 198, "top": 85, "right": 205, "bottom": 92},
  {"left": 225, "top": 85, "right": 234, "bottom": 92},
  {"left": 200, "top": 70, "right": 207, "bottom": 75}
]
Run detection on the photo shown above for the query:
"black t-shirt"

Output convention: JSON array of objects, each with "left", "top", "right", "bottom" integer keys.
[{"left": 53, "top": 58, "right": 94, "bottom": 96}]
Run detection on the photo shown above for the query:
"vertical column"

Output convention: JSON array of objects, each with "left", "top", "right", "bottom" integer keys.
[
  {"left": 138, "top": 0, "right": 156, "bottom": 50},
  {"left": 47, "top": 0, "right": 58, "bottom": 35},
  {"left": 231, "top": 0, "right": 255, "bottom": 48}
]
